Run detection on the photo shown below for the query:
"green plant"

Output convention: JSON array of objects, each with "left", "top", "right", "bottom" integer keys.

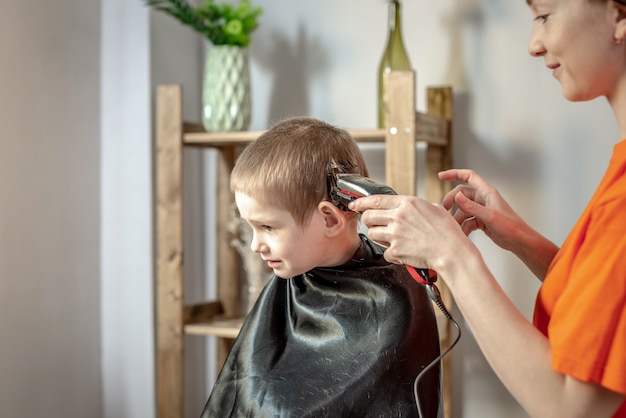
[{"left": 146, "top": 0, "right": 263, "bottom": 47}]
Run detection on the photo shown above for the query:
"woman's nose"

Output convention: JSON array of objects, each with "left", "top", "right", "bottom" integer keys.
[{"left": 528, "top": 33, "right": 546, "bottom": 57}]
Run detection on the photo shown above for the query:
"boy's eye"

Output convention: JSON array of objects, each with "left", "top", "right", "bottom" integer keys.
[
  {"left": 262, "top": 225, "right": 273, "bottom": 232},
  {"left": 534, "top": 14, "right": 549, "bottom": 23}
]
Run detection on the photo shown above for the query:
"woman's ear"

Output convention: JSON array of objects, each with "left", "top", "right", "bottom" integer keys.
[
  {"left": 614, "top": 1, "right": 626, "bottom": 43},
  {"left": 317, "top": 201, "right": 348, "bottom": 237}
]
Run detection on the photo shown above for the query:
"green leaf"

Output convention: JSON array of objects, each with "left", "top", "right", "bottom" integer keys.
[{"left": 144, "top": 0, "right": 263, "bottom": 46}]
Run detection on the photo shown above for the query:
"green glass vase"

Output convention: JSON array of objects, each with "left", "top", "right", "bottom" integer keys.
[
  {"left": 202, "top": 45, "right": 252, "bottom": 132},
  {"left": 377, "top": 0, "right": 412, "bottom": 128}
]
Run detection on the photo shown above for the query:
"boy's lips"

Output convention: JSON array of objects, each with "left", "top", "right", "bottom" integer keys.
[{"left": 264, "top": 259, "right": 281, "bottom": 268}]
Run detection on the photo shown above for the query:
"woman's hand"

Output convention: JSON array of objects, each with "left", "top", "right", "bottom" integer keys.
[
  {"left": 348, "top": 193, "right": 474, "bottom": 274},
  {"left": 439, "top": 168, "right": 527, "bottom": 252},
  {"left": 350, "top": 169, "right": 558, "bottom": 280},
  {"left": 439, "top": 169, "right": 559, "bottom": 279}
]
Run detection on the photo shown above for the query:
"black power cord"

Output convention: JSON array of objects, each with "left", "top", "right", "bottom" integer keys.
[{"left": 414, "top": 283, "right": 462, "bottom": 418}]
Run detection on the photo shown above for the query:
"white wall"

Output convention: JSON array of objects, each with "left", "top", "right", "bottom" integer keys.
[
  {"left": 103, "top": 1, "right": 214, "bottom": 416},
  {"left": 101, "top": 1, "right": 213, "bottom": 417},
  {"left": 0, "top": 1, "right": 102, "bottom": 417},
  {"left": 100, "top": 1, "right": 155, "bottom": 417}
]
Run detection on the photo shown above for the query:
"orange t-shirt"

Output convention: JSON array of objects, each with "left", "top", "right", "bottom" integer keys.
[{"left": 534, "top": 140, "right": 626, "bottom": 416}]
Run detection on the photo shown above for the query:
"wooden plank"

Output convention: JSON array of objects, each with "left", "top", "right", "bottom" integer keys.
[
  {"left": 215, "top": 144, "right": 239, "bottom": 369},
  {"left": 424, "top": 86, "right": 454, "bottom": 418},
  {"left": 415, "top": 112, "right": 449, "bottom": 146},
  {"left": 349, "top": 129, "right": 386, "bottom": 142},
  {"left": 183, "top": 301, "right": 223, "bottom": 324},
  {"left": 183, "top": 129, "right": 389, "bottom": 148},
  {"left": 425, "top": 87, "right": 453, "bottom": 203},
  {"left": 216, "top": 146, "right": 239, "bottom": 318},
  {"left": 155, "top": 84, "right": 184, "bottom": 418},
  {"left": 384, "top": 70, "right": 416, "bottom": 195},
  {"left": 185, "top": 317, "right": 244, "bottom": 339},
  {"left": 425, "top": 88, "right": 453, "bottom": 308},
  {"left": 183, "top": 121, "right": 208, "bottom": 134},
  {"left": 184, "top": 130, "right": 263, "bottom": 146}
]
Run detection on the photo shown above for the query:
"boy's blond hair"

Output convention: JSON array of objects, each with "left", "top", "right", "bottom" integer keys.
[{"left": 231, "top": 117, "right": 369, "bottom": 226}]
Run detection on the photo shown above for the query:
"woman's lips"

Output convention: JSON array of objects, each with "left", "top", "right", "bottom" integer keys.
[{"left": 547, "top": 63, "right": 560, "bottom": 78}]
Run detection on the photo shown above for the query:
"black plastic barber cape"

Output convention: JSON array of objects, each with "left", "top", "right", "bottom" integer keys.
[{"left": 201, "top": 234, "right": 441, "bottom": 417}]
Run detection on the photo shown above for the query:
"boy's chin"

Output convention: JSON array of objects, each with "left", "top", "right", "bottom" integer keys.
[{"left": 274, "top": 267, "right": 308, "bottom": 280}]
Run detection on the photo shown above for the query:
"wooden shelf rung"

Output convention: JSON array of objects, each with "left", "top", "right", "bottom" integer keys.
[
  {"left": 184, "top": 317, "right": 243, "bottom": 339},
  {"left": 183, "top": 300, "right": 223, "bottom": 324},
  {"left": 183, "top": 130, "right": 263, "bottom": 147},
  {"left": 349, "top": 129, "right": 386, "bottom": 142},
  {"left": 181, "top": 127, "right": 388, "bottom": 148}
]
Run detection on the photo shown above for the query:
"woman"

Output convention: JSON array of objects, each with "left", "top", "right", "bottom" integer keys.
[{"left": 350, "top": 0, "right": 626, "bottom": 416}]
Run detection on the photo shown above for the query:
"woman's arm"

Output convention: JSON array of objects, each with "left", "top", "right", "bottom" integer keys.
[
  {"left": 442, "top": 242, "right": 624, "bottom": 417},
  {"left": 349, "top": 181, "right": 624, "bottom": 417}
]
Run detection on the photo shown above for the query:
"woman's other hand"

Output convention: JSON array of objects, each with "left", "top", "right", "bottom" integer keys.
[{"left": 439, "top": 169, "right": 526, "bottom": 252}]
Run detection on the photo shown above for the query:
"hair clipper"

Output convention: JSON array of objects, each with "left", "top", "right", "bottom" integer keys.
[
  {"left": 330, "top": 173, "right": 397, "bottom": 210},
  {"left": 329, "top": 173, "right": 436, "bottom": 286}
]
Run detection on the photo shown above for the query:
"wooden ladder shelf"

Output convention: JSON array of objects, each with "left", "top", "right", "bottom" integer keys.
[{"left": 155, "top": 71, "right": 454, "bottom": 418}]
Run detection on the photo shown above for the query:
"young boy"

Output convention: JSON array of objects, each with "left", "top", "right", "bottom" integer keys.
[{"left": 201, "top": 117, "right": 441, "bottom": 417}]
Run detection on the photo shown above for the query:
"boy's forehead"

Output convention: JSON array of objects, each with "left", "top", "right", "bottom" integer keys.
[
  {"left": 235, "top": 192, "right": 293, "bottom": 222},
  {"left": 235, "top": 192, "right": 265, "bottom": 214}
]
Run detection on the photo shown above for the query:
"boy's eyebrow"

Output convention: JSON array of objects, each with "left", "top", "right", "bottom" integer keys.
[{"left": 245, "top": 214, "right": 276, "bottom": 225}]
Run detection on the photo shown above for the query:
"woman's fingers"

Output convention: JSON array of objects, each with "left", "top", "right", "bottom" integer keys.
[
  {"left": 348, "top": 194, "right": 401, "bottom": 212},
  {"left": 442, "top": 184, "right": 477, "bottom": 210},
  {"left": 439, "top": 168, "right": 488, "bottom": 189}
]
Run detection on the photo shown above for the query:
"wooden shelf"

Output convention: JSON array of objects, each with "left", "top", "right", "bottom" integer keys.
[
  {"left": 182, "top": 128, "right": 388, "bottom": 147},
  {"left": 182, "top": 119, "right": 448, "bottom": 148},
  {"left": 155, "top": 71, "right": 454, "bottom": 418},
  {"left": 185, "top": 317, "right": 243, "bottom": 339}
]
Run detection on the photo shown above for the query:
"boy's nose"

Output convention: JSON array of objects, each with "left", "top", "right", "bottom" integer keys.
[{"left": 249, "top": 233, "right": 262, "bottom": 253}]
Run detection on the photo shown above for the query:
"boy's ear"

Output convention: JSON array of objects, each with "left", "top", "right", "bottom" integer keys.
[{"left": 318, "top": 201, "right": 347, "bottom": 237}]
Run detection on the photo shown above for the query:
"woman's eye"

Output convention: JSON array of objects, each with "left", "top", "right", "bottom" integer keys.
[
  {"left": 262, "top": 225, "right": 273, "bottom": 232},
  {"left": 534, "top": 14, "right": 549, "bottom": 23}
]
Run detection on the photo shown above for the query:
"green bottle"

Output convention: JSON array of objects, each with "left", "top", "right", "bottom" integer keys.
[{"left": 377, "top": 0, "right": 411, "bottom": 128}]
